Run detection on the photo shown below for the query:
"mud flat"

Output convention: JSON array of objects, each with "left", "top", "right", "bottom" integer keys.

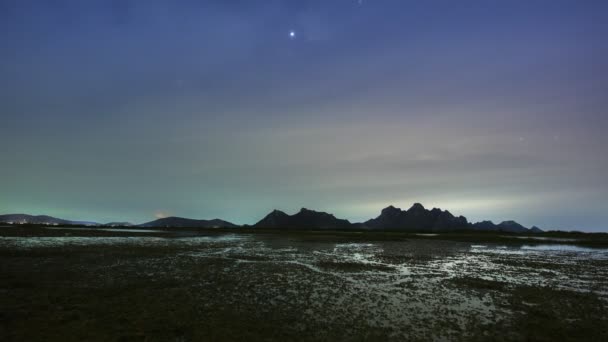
[{"left": 1, "top": 227, "right": 607, "bottom": 341}]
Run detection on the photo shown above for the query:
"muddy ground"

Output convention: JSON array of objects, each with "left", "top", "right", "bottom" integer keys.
[{"left": 1, "top": 227, "right": 607, "bottom": 341}]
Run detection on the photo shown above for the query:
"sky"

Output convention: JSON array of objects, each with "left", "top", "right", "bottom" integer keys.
[{"left": 1, "top": 0, "right": 607, "bottom": 231}]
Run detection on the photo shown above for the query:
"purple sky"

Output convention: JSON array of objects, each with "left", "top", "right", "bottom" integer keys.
[{"left": 1, "top": 1, "right": 607, "bottom": 230}]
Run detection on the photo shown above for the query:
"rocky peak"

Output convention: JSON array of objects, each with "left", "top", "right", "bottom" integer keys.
[
  {"left": 380, "top": 205, "right": 402, "bottom": 216},
  {"left": 408, "top": 203, "right": 426, "bottom": 212}
]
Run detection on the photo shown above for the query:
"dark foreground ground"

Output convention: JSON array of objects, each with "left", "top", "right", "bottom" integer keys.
[{"left": 1, "top": 227, "right": 607, "bottom": 341}]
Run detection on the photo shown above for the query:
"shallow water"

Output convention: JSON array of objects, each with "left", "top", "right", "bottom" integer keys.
[
  {"left": 520, "top": 244, "right": 607, "bottom": 253},
  {"left": 504, "top": 235, "right": 580, "bottom": 242}
]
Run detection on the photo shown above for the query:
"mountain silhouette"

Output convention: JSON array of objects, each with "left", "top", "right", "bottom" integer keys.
[
  {"left": 1, "top": 203, "right": 544, "bottom": 233},
  {"left": 530, "top": 226, "right": 544, "bottom": 233},
  {"left": 471, "top": 220, "right": 531, "bottom": 233},
  {"left": 364, "top": 203, "right": 469, "bottom": 231},
  {"left": 254, "top": 208, "right": 351, "bottom": 229}
]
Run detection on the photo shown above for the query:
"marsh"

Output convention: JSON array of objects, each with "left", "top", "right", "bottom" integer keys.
[{"left": 1, "top": 227, "right": 607, "bottom": 341}]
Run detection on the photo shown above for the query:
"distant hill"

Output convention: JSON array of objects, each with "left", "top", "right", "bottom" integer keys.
[
  {"left": 0, "top": 214, "right": 76, "bottom": 226},
  {"left": 254, "top": 208, "right": 351, "bottom": 229},
  {"left": 530, "top": 226, "right": 544, "bottom": 233},
  {"left": 364, "top": 203, "right": 469, "bottom": 231},
  {"left": 471, "top": 220, "right": 531, "bottom": 233},
  {"left": 138, "top": 217, "right": 237, "bottom": 228}
]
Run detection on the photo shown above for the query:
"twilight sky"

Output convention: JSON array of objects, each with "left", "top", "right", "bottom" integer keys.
[{"left": 1, "top": 0, "right": 607, "bottom": 231}]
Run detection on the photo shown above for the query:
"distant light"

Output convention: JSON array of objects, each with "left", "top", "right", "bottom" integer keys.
[{"left": 289, "top": 30, "right": 296, "bottom": 39}]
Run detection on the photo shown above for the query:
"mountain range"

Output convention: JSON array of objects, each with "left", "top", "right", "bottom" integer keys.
[{"left": 0, "top": 203, "right": 545, "bottom": 233}]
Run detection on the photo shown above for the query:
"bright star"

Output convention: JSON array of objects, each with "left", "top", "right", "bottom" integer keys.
[{"left": 289, "top": 30, "right": 296, "bottom": 39}]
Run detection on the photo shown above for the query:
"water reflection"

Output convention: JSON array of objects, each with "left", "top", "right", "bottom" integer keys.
[{"left": 521, "top": 244, "right": 608, "bottom": 253}]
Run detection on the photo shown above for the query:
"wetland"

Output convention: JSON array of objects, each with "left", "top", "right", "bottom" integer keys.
[{"left": 1, "top": 227, "right": 607, "bottom": 341}]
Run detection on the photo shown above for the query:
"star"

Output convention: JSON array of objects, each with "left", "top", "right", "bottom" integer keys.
[{"left": 289, "top": 30, "right": 296, "bottom": 39}]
